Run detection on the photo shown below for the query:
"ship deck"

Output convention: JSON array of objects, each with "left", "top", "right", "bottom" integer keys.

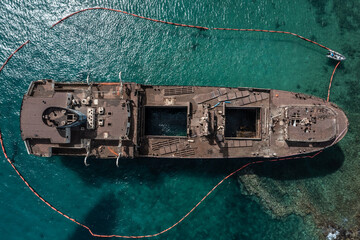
[{"left": 20, "top": 80, "right": 348, "bottom": 159}]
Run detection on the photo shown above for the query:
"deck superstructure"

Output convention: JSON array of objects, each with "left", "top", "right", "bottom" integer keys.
[{"left": 20, "top": 80, "right": 348, "bottom": 160}]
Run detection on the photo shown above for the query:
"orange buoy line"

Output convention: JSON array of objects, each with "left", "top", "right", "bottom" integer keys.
[
  {"left": 52, "top": 7, "right": 336, "bottom": 53},
  {"left": 0, "top": 40, "right": 30, "bottom": 72},
  {"left": 51, "top": 7, "right": 209, "bottom": 30},
  {"left": 327, "top": 61, "right": 341, "bottom": 102},
  {"left": 0, "top": 11, "right": 344, "bottom": 238},
  {"left": 213, "top": 27, "right": 331, "bottom": 51},
  {"left": 0, "top": 122, "right": 322, "bottom": 238}
]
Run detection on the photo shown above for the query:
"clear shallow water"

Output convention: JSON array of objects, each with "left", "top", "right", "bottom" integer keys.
[{"left": 0, "top": 1, "right": 359, "bottom": 239}]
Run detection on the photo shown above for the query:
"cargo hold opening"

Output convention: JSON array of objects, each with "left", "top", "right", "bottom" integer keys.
[
  {"left": 51, "top": 147, "right": 87, "bottom": 155},
  {"left": 225, "top": 107, "right": 261, "bottom": 139},
  {"left": 145, "top": 106, "right": 187, "bottom": 136}
]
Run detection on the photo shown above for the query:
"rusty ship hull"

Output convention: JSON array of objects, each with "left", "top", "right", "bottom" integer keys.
[{"left": 20, "top": 80, "right": 348, "bottom": 160}]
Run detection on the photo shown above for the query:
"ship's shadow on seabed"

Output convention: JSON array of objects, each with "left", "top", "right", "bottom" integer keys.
[
  {"left": 62, "top": 146, "right": 344, "bottom": 239},
  {"left": 67, "top": 192, "right": 119, "bottom": 240},
  {"left": 59, "top": 144, "right": 344, "bottom": 186},
  {"left": 251, "top": 145, "right": 344, "bottom": 180}
]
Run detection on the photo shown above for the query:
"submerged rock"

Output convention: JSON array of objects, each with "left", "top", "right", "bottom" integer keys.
[
  {"left": 326, "top": 230, "right": 339, "bottom": 240},
  {"left": 237, "top": 138, "right": 360, "bottom": 239}
]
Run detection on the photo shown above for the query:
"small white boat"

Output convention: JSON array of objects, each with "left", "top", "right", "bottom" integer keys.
[{"left": 327, "top": 50, "right": 346, "bottom": 61}]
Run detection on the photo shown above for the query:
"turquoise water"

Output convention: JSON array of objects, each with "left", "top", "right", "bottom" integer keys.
[{"left": 1, "top": 1, "right": 359, "bottom": 239}]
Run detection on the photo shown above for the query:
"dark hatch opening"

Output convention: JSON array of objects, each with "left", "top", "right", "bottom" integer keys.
[
  {"left": 225, "top": 107, "right": 261, "bottom": 138},
  {"left": 145, "top": 106, "right": 187, "bottom": 136},
  {"left": 52, "top": 147, "right": 87, "bottom": 155}
]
